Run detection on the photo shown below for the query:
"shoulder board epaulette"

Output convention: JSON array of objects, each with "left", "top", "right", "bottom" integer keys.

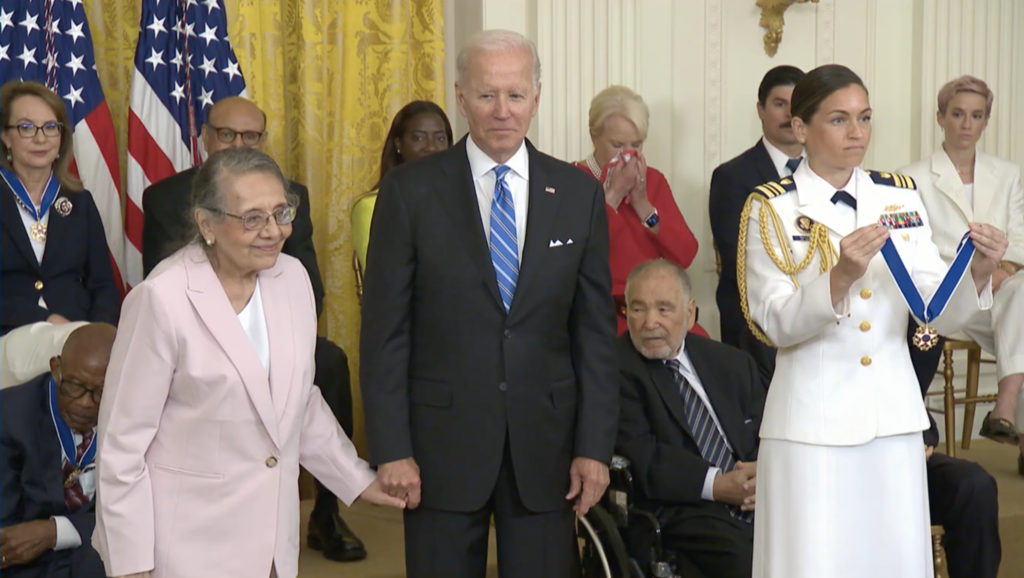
[
  {"left": 750, "top": 177, "right": 797, "bottom": 199},
  {"left": 867, "top": 170, "right": 916, "bottom": 190}
]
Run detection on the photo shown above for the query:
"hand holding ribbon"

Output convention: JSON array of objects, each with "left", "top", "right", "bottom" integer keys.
[
  {"left": 830, "top": 223, "right": 890, "bottom": 307},
  {"left": 967, "top": 223, "right": 1008, "bottom": 293}
]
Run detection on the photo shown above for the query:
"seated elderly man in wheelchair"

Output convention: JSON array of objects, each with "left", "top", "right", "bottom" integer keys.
[{"left": 610, "top": 259, "right": 764, "bottom": 578}]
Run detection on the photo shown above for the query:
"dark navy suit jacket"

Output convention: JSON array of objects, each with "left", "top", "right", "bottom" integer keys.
[
  {"left": 708, "top": 140, "right": 780, "bottom": 384},
  {"left": 0, "top": 375, "right": 104, "bottom": 577},
  {"left": 1, "top": 181, "right": 119, "bottom": 334}
]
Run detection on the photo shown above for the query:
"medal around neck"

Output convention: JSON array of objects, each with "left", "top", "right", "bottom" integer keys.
[
  {"left": 1, "top": 166, "right": 61, "bottom": 243},
  {"left": 879, "top": 229, "right": 975, "bottom": 351},
  {"left": 47, "top": 376, "right": 97, "bottom": 488}
]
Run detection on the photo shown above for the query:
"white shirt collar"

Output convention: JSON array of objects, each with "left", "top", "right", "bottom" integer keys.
[
  {"left": 466, "top": 135, "right": 530, "bottom": 182},
  {"left": 761, "top": 136, "right": 804, "bottom": 177}
]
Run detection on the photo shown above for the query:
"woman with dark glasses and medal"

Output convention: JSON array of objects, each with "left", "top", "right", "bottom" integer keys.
[{"left": 1, "top": 81, "right": 119, "bottom": 335}]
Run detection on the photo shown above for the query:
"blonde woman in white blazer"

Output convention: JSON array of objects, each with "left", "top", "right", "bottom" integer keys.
[
  {"left": 93, "top": 149, "right": 404, "bottom": 578},
  {"left": 901, "top": 75, "right": 1024, "bottom": 474},
  {"left": 740, "top": 65, "right": 1006, "bottom": 578}
]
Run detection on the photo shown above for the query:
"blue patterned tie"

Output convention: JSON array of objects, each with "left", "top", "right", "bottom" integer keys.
[
  {"left": 490, "top": 165, "right": 518, "bottom": 312},
  {"left": 666, "top": 359, "right": 753, "bottom": 523},
  {"left": 785, "top": 156, "right": 803, "bottom": 174}
]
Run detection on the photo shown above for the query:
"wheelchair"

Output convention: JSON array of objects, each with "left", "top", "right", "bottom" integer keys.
[{"left": 576, "top": 455, "right": 691, "bottom": 578}]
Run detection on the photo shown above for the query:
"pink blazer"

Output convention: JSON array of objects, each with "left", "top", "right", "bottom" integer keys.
[{"left": 93, "top": 243, "right": 375, "bottom": 578}]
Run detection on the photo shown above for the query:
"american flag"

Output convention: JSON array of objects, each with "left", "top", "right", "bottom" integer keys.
[
  {"left": 0, "top": 0, "right": 127, "bottom": 292},
  {"left": 124, "top": 0, "right": 246, "bottom": 285}
]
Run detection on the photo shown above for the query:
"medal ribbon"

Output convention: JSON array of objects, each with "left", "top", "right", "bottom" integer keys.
[
  {"left": 0, "top": 166, "right": 60, "bottom": 222},
  {"left": 880, "top": 231, "right": 975, "bottom": 325},
  {"left": 48, "top": 376, "right": 97, "bottom": 472}
]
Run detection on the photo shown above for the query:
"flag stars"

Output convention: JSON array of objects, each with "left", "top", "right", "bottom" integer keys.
[
  {"left": 198, "top": 23, "right": 218, "bottom": 44},
  {"left": 67, "top": 0, "right": 84, "bottom": 10},
  {"left": 65, "top": 53, "right": 86, "bottom": 76},
  {"left": 0, "top": 43, "right": 9, "bottom": 63},
  {"left": 0, "top": 8, "right": 14, "bottom": 33},
  {"left": 147, "top": 15, "right": 167, "bottom": 39},
  {"left": 50, "top": 17, "right": 61, "bottom": 36},
  {"left": 170, "top": 50, "right": 183, "bottom": 71},
  {"left": 198, "top": 54, "right": 217, "bottom": 76},
  {"left": 66, "top": 20, "right": 85, "bottom": 43},
  {"left": 170, "top": 82, "right": 186, "bottom": 104},
  {"left": 16, "top": 45, "right": 37, "bottom": 68},
  {"left": 223, "top": 59, "right": 241, "bottom": 82},
  {"left": 145, "top": 47, "right": 165, "bottom": 71},
  {"left": 64, "top": 85, "right": 84, "bottom": 108},
  {"left": 198, "top": 87, "right": 214, "bottom": 109},
  {"left": 202, "top": 0, "right": 220, "bottom": 12},
  {"left": 18, "top": 11, "right": 40, "bottom": 35},
  {"left": 44, "top": 51, "right": 58, "bottom": 73}
]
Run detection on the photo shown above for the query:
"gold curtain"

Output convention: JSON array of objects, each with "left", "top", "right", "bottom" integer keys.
[{"left": 88, "top": 0, "right": 446, "bottom": 450}]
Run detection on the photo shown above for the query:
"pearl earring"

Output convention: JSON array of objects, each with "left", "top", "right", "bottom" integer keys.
[{"left": 205, "top": 237, "right": 215, "bottom": 246}]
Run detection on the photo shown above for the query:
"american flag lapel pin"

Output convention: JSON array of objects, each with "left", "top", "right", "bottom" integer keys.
[{"left": 545, "top": 186, "right": 556, "bottom": 194}]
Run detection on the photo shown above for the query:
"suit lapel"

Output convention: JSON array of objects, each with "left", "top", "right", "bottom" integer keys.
[
  {"left": 436, "top": 140, "right": 504, "bottom": 310},
  {"left": 932, "top": 149, "right": 973, "bottom": 221},
  {"left": 1, "top": 181, "right": 43, "bottom": 269},
  {"left": 972, "top": 152, "right": 998, "bottom": 221},
  {"left": 35, "top": 383, "right": 69, "bottom": 508},
  {"left": 259, "top": 265, "right": 294, "bottom": 422},
  {"left": 40, "top": 187, "right": 68, "bottom": 269},
  {"left": 687, "top": 339, "right": 745, "bottom": 456},
  {"left": 647, "top": 357, "right": 694, "bottom": 439},
  {"left": 513, "top": 142, "right": 560, "bottom": 313},
  {"left": 183, "top": 245, "right": 281, "bottom": 448},
  {"left": 752, "top": 140, "right": 782, "bottom": 184},
  {"left": 794, "top": 171, "right": 854, "bottom": 237}
]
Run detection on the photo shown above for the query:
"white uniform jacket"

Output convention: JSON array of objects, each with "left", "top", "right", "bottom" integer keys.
[{"left": 741, "top": 164, "right": 992, "bottom": 446}]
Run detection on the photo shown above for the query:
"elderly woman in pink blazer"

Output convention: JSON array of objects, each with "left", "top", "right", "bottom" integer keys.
[{"left": 92, "top": 148, "right": 403, "bottom": 578}]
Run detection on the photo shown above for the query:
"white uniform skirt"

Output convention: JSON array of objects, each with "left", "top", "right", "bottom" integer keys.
[{"left": 752, "top": 433, "right": 933, "bottom": 578}]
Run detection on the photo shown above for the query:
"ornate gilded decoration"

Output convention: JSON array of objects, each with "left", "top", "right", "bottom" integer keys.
[{"left": 756, "top": 0, "right": 819, "bottom": 56}]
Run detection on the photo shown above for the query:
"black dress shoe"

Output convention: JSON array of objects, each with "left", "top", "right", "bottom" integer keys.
[
  {"left": 307, "top": 509, "right": 367, "bottom": 562},
  {"left": 979, "top": 412, "right": 1018, "bottom": 445}
]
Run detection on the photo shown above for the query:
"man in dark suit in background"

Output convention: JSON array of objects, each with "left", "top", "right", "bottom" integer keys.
[
  {"left": 616, "top": 260, "right": 762, "bottom": 578},
  {"left": 140, "top": 96, "right": 364, "bottom": 562},
  {"left": 708, "top": 65, "right": 804, "bottom": 384},
  {"left": 361, "top": 29, "right": 619, "bottom": 577},
  {"left": 0, "top": 323, "right": 114, "bottom": 577}
]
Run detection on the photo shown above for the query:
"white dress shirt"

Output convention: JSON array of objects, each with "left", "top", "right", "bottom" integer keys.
[
  {"left": 237, "top": 281, "right": 270, "bottom": 373},
  {"left": 762, "top": 136, "right": 804, "bottom": 179},
  {"left": 465, "top": 136, "right": 530, "bottom": 262}
]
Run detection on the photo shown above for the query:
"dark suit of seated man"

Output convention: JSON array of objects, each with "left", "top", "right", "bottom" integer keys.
[
  {"left": 616, "top": 259, "right": 763, "bottom": 578},
  {"left": 0, "top": 323, "right": 115, "bottom": 577},
  {"left": 140, "top": 96, "right": 363, "bottom": 562}
]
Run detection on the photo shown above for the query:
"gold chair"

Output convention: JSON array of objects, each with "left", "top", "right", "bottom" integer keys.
[
  {"left": 931, "top": 525, "right": 948, "bottom": 578},
  {"left": 933, "top": 338, "right": 997, "bottom": 457},
  {"left": 353, "top": 252, "right": 364, "bottom": 305}
]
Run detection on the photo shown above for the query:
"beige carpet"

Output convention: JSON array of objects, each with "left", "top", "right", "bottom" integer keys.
[{"left": 297, "top": 440, "right": 1024, "bottom": 577}]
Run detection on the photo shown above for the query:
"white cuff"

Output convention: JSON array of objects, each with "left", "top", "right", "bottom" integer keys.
[
  {"left": 52, "top": 515, "right": 82, "bottom": 551},
  {"left": 701, "top": 467, "right": 720, "bottom": 501}
]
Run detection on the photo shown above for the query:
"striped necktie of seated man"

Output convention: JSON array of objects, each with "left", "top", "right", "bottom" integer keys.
[
  {"left": 665, "top": 359, "right": 753, "bottom": 523},
  {"left": 490, "top": 165, "right": 519, "bottom": 313}
]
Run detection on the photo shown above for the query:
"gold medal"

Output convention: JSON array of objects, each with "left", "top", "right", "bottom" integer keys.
[
  {"left": 912, "top": 324, "right": 939, "bottom": 351},
  {"left": 64, "top": 466, "right": 81, "bottom": 488},
  {"left": 30, "top": 220, "right": 47, "bottom": 242}
]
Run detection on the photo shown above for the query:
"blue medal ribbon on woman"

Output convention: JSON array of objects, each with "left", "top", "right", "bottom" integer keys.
[
  {"left": 47, "top": 376, "right": 97, "bottom": 488},
  {"left": 879, "top": 231, "right": 975, "bottom": 350},
  {"left": 0, "top": 165, "right": 61, "bottom": 243}
]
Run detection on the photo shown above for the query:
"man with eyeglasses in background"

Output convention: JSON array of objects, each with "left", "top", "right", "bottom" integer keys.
[
  {"left": 141, "top": 96, "right": 368, "bottom": 563},
  {"left": 0, "top": 323, "right": 114, "bottom": 576}
]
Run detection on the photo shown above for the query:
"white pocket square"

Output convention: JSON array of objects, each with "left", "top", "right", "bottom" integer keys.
[{"left": 549, "top": 239, "right": 564, "bottom": 247}]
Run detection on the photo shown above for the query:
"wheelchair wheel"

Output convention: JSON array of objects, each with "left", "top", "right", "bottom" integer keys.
[{"left": 577, "top": 505, "right": 641, "bottom": 578}]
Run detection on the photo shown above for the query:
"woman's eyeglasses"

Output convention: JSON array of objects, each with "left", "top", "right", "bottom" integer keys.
[
  {"left": 5, "top": 121, "right": 63, "bottom": 138},
  {"left": 215, "top": 205, "right": 297, "bottom": 231}
]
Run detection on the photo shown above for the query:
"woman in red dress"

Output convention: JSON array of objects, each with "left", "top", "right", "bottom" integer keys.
[{"left": 574, "top": 85, "right": 704, "bottom": 335}]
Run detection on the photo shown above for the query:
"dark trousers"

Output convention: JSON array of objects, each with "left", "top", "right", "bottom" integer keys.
[
  {"left": 928, "top": 452, "right": 1001, "bottom": 578},
  {"left": 403, "top": 441, "right": 578, "bottom": 578},
  {"left": 312, "top": 336, "right": 354, "bottom": 505},
  {"left": 652, "top": 501, "right": 753, "bottom": 578}
]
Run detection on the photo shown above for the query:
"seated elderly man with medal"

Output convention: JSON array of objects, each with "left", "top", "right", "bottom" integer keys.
[{"left": 0, "top": 323, "right": 114, "bottom": 577}]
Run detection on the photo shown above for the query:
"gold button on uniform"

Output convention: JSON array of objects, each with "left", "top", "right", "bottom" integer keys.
[
  {"left": 859, "top": 321, "right": 871, "bottom": 332},
  {"left": 860, "top": 288, "right": 872, "bottom": 299},
  {"left": 860, "top": 356, "right": 872, "bottom": 366},
  {"left": 265, "top": 456, "right": 278, "bottom": 468},
  {"left": 34, "top": 280, "right": 44, "bottom": 290}
]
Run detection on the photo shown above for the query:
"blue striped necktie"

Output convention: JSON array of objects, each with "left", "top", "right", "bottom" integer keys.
[
  {"left": 490, "top": 165, "right": 518, "bottom": 312},
  {"left": 666, "top": 359, "right": 752, "bottom": 523},
  {"left": 786, "top": 156, "right": 803, "bottom": 174}
]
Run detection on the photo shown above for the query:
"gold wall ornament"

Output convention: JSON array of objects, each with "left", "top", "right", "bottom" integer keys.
[{"left": 757, "top": 0, "right": 819, "bottom": 57}]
